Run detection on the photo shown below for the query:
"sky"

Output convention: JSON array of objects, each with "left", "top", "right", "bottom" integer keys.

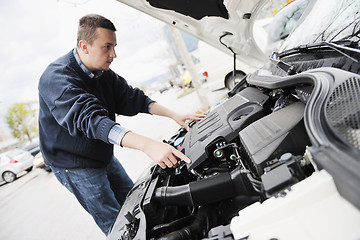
[{"left": 0, "top": 0, "right": 171, "bottom": 136}]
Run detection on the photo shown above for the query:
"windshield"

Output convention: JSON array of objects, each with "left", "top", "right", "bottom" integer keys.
[
  {"left": 280, "top": 0, "right": 360, "bottom": 51},
  {"left": 253, "top": 0, "right": 311, "bottom": 56}
]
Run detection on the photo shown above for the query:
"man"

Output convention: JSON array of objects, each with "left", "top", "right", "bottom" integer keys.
[{"left": 38, "top": 14, "right": 204, "bottom": 235}]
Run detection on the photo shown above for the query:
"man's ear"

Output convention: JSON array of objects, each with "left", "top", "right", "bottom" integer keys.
[{"left": 79, "top": 40, "right": 89, "bottom": 54}]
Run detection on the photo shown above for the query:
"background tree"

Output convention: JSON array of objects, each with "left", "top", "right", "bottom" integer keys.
[{"left": 5, "top": 103, "right": 38, "bottom": 142}]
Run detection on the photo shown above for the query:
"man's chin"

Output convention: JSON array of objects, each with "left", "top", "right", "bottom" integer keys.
[
  {"left": 101, "top": 66, "right": 111, "bottom": 71},
  {"left": 103, "top": 64, "right": 112, "bottom": 70}
]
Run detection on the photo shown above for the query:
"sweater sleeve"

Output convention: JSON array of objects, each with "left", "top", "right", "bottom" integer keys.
[
  {"left": 54, "top": 86, "right": 117, "bottom": 143},
  {"left": 108, "top": 124, "right": 130, "bottom": 146},
  {"left": 109, "top": 71, "right": 155, "bottom": 116},
  {"left": 39, "top": 66, "right": 117, "bottom": 144}
]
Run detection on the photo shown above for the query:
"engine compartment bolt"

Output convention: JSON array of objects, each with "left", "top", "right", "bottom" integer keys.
[{"left": 213, "top": 149, "right": 224, "bottom": 159}]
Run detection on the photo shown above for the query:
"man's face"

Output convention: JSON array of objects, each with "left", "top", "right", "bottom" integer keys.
[{"left": 82, "top": 27, "right": 117, "bottom": 72}]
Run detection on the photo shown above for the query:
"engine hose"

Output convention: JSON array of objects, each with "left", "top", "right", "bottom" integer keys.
[
  {"left": 154, "top": 166, "right": 255, "bottom": 206},
  {"left": 151, "top": 215, "right": 195, "bottom": 234},
  {"left": 156, "top": 228, "right": 191, "bottom": 240},
  {"left": 156, "top": 206, "right": 210, "bottom": 240}
]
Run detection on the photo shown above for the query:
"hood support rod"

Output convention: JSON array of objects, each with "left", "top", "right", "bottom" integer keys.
[{"left": 219, "top": 32, "right": 237, "bottom": 78}]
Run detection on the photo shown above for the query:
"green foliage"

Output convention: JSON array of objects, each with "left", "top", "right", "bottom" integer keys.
[{"left": 5, "top": 103, "right": 38, "bottom": 142}]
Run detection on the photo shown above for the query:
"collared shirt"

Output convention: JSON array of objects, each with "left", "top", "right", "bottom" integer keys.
[
  {"left": 73, "top": 48, "right": 129, "bottom": 146},
  {"left": 73, "top": 48, "right": 104, "bottom": 79}
]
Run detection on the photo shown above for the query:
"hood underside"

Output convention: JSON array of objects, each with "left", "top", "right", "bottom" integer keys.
[
  {"left": 115, "top": 0, "right": 268, "bottom": 68},
  {"left": 146, "top": 0, "right": 229, "bottom": 20}
]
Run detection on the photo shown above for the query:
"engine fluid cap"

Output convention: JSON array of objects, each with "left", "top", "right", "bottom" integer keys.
[
  {"left": 174, "top": 137, "right": 185, "bottom": 148},
  {"left": 280, "top": 152, "right": 292, "bottom": 161}
]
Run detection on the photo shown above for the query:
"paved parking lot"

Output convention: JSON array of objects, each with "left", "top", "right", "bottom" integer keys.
[{"left": 0, "top": 168, "right": 105, "bottom": 240}]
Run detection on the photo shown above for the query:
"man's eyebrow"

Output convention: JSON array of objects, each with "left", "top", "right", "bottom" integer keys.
[{"left": 105, "top": 43, "right": 117, "bottom": 47}]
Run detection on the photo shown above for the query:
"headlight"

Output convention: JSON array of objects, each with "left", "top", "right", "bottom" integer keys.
[{"left": 33, "top": 156, "right": 44, "bottom": 167}]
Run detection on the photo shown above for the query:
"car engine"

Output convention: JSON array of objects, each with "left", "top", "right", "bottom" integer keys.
[{"left": 107, "top": 67, "right": 360, "bottom": 240}]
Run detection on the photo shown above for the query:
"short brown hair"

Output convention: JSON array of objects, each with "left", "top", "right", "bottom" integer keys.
[{"left": 77, "top": 14, "right": 116, "bottom": 47}]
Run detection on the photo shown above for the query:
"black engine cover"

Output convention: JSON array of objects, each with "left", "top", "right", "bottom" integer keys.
[
  {"left": 181, "top": 87, "right": 269, "bottom": 170},
  {"left": 240, "top": 101, "right": 309, "bottom": 175}
]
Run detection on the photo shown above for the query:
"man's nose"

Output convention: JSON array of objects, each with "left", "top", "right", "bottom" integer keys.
[{"left": 110, "top": 48, "right": 117, "bottom": 58}]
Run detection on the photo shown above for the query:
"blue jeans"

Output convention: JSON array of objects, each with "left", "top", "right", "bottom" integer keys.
[{"left": 51, "top": 156, "right": 134, "bottom": 235}]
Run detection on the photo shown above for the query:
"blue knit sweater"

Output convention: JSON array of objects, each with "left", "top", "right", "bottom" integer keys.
[{"left": 38, "top": 50, "right": 154, "bottom": 168}]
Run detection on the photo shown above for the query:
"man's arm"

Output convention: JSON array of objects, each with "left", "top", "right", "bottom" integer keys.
[
  {"left": 109, "top": 102, "right": 205, "bottom": 168},
  {"left": 110, "top": 102, "right": 205, "bottom": 169},
  {"left": 149, "top": 102, "right": 205, "bottom": 131},
  {"left": 121, "top": 131, "right": 190, "bottom": 169}
]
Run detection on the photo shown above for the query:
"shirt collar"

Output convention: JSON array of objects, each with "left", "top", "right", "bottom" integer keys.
[{"left": 73, "top": 48, "right": 103, "bottom": 79}]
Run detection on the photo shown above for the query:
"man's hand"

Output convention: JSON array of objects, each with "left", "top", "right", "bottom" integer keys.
[
  {"left": 121, "top": 131, "right": 191, "bottom": 169},
  {"left": 149, "top": 102, "right": 206, "bottom": 131},
  {"left": 120, "top": 102, "right": 206, "bottom": 169},
  {"left": 142, "top": 139, "right": 190, "bottom": 169},
  {"left": 172, "top": 113, "right": 206, "bottom": 131}
]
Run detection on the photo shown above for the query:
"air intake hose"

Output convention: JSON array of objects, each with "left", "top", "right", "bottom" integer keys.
[
  {"left": 154, "top": 166, "right": 254, "bottom": 206},
  {"left": 156, "top": 206, "right": 211, "bottom": 240}
]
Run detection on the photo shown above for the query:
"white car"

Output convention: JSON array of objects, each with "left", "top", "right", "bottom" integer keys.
[
  {"left": 107, "top": 0, "right": 360, "bottom": 239},
  {"left": 0, "top": 148, "right": 34, "bottom": 183}
]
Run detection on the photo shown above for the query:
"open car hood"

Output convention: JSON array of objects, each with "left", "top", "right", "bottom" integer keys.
[
  {"left": 115, "top": 0, "right": 268, "bottom": 68},
  {"left": 107, "top": 1, "right": 360, "bottom": 239}
]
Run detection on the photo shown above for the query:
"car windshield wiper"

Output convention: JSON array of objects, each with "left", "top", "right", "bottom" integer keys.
[
  {"left": 276, "top": 40, "right": 360, "bottom": 63},
  {"left": 323, "top": 42, "right": 360, "bottom": 63},
  {"left": 268, "top": 55, "right": 297, "bottom": 75}
]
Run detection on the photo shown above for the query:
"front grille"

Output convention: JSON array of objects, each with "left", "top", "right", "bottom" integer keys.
[{"left": 326, "top": 77, "right": 360, "bottom": 151}]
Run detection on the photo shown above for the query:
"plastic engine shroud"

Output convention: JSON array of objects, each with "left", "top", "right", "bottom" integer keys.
[{"left": 180, "top": 87, "right": 269, "bottom": 170}]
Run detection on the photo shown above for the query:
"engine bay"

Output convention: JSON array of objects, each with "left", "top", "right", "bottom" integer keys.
[{"left": 107, "top": 68, "right": 360, "bottom": 240}]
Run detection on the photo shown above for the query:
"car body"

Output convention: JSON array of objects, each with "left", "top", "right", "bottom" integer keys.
[
  {"left": 23, "top": 143, "right": 51, "bottom": 172},
  {"left": 23, "top": 142, "right": 41, "bottom": 157},
  {"left": 108, "top": 0, "right": 360, "bottom": 239},
  {"left": 0, "top": 148, "right": 34, "bottom": 183},
  {"left": 32, "top": 152, "right": 51, "bottom": 172}
]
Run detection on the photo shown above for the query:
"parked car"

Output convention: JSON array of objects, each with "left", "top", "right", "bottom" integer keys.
[
  {"left": 22, "top": 143, "right": 51, "bottom": 172},
  {"left": 0, "top": 148, "right": 34, "bottom": 183},
  {"left": 108, "top": 0, "right": 360, "bottom": 239},
  {"left": 32, "top": 152, "right": 51, "bottom": 172},
  {"left": 22, "top": 142, "right": 41, "bottom": 157}
]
